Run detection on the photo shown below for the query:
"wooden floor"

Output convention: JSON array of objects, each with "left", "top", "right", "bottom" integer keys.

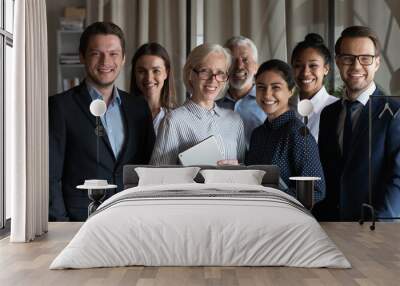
[{"left": 0, "top": 222, "right": 399, "bottom": 286}]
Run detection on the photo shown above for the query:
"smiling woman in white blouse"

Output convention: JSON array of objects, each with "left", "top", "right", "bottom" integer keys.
[
  {"left": 291, "top": 33, "right": 338, "bottom": 141},
  {"left": 150, "top": 43, "right": 246, "bottom": 165}
]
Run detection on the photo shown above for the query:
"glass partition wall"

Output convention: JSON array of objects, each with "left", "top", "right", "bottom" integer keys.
[{"left": 364, "top": 95, "right": 400, "bottom": 227}]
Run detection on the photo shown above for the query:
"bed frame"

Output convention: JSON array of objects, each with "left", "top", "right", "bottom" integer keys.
[{"left": 123, "top": 165, "right": 280, "bottom": 189}]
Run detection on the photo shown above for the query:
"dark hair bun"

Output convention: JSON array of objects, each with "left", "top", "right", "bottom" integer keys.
[
  {"left": 291, "top": 32, "right": 331, "bottom": 64},
  {"left": 304, "top": 33, "right": 324, "bottom": 45}
]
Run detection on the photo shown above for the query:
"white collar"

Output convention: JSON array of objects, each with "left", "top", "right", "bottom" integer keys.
[
  {"left": 294, "top": 86, "right": 333, "bottom": 114},
  {"left": 346, "top": 82, "right": 376, "bottom": 106},
  {"left": 308, "top": 86, "right": 330, "bottom": 114}
]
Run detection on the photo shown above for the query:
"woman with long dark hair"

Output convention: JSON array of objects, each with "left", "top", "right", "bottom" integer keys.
[{"left": 130, "top": 43, "right": 177, "bottom": 135}]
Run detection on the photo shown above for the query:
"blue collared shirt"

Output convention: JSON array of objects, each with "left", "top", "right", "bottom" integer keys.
[
  {"left": 87, "top": 84, "right": 125, "bottom": 158},
  {"left": 216, "top": 85, "right": 266, "bottom": 146}
]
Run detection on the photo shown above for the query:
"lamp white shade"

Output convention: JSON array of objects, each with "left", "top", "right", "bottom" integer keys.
[
  {"left": 89, "top": 99, "right": 107, "bottom": 117},
  {"left": 298, "top": 99, "right": 314, "bottom": 117}
]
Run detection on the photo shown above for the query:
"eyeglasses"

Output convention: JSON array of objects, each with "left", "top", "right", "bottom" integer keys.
[
  {"left": 338, "top": 54, "right": 376, "bottom": 66},
  {"left": 192, "top": 69, "right": 229, "bottom": 82}
]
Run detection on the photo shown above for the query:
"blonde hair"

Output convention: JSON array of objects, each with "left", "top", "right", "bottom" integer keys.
[{"left": 183, "top": 43, "right": 232, "bottom": 94}]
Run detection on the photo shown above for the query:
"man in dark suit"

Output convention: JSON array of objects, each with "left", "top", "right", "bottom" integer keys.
[
  {"left": 313, "top": 26, "right": 400, "bottom": 221},
  {"left": 49, "top": 22, "right": 155, "bottom": 221}
]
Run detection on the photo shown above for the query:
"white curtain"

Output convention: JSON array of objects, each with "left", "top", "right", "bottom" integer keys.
[{"left": 8, "top": 0, "right": 49, "bottom": 242}]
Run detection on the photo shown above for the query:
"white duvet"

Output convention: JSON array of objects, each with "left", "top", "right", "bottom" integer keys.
[{"left": 50, "top": 183, "right": 351, "bottom": 269}]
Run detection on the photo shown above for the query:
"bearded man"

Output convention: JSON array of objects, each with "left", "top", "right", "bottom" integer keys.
[{"left": 216, "top": 36, "right": 266, "bottom": 146}]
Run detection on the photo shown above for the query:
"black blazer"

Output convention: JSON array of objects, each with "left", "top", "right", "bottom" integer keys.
[
  {"left": 49, "top": 82, "right": 155, "bottom": 221},
  {"left": 313, "top": 87, "right": 400, "bottom": 221}
]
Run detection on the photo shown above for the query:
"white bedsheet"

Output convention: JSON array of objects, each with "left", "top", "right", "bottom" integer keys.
[{"left": 50, "top": 183, "right": 351, "bottom": 269}]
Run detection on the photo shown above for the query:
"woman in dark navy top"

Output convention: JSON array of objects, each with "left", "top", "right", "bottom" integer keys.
[{"left": 245, "top": 59, "right": 325, "bottom": 203}]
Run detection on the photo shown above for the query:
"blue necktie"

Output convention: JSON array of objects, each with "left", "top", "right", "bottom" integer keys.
[{"left": 342, "top": 100, "right": 360, "bottom": 162}]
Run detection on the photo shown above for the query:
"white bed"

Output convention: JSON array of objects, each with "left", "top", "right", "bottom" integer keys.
[{"left": 50, "top": 181, "right": 350, "bottom": 269}]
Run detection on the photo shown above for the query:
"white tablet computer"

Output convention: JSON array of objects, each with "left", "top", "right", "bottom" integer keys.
[{"left": 178, "top": 136, "right": 223, "bottom": 166}]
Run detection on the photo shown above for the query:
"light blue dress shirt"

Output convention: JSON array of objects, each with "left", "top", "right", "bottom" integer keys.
[
  {"left": 87, "top": 84, "right": 125, "bottom": 158},
  {"left": 216, "top": 85, "right": 266, "bottom": 146}
]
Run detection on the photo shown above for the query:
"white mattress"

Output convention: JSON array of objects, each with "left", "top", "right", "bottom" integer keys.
[{"left": 50, "top": 183, "right": 351, "bottom": 269}]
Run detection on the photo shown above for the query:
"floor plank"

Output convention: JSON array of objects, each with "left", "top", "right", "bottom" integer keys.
[{"left": 0, "top": 222, "right": 399, "bottom": 286}]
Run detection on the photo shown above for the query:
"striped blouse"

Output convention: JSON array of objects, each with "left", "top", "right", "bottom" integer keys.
[
  {"left": 150, "top": 99, "right": 246, "bottom": 165},
  {"left": 153, "top": 107, "right": 166, "bottom": 136}
]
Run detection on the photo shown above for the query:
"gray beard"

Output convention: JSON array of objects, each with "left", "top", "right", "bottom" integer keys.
[{"left": 229, "top": 76, "right": 254, "bottom": 91}]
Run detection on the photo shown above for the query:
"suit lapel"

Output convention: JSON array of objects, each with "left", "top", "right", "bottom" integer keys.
[
  {"left": 347, "top": 88, "right": 384, "bottom": 161},
  {"left": 328, "top": 101, "right": 342, "bottom": 147},
  {"left": 114, "top": 91, "right": 130, "bottom": 164},
  {"left": 73, "top": 83, "right": 96, "bottom": 127},
  {"left": 73, "top": 82, "right": 115, "bottom": 160}
]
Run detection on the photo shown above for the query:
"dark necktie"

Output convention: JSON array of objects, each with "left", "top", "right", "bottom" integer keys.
[{"left": 342, "top": 100, "right": 360, "bottom": 162}]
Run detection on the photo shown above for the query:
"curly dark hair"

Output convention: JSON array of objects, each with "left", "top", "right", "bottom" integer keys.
[{"left": 291, "top": 33, "right": 331, "bottom": 65}]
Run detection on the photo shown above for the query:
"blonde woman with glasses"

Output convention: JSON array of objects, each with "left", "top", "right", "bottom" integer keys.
[{"left": 150, "top": 43, "right": 246, "bottom": 165}]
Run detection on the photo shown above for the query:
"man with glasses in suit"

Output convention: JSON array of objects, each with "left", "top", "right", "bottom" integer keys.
[{"left": 313, "top": 26, "right": 400, "bottom": 221}]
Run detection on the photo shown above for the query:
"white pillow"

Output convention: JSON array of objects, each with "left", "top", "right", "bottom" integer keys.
[
  {"left": 135, "top": 167, "right": 201, "bottom": 186},
  {"left": 200, "top": 169, "right": 266, "bottom": 185}
]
